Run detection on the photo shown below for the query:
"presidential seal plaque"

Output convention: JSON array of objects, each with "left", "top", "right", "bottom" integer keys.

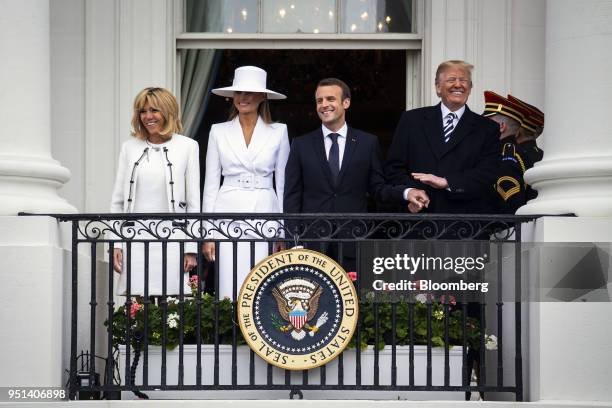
[{"left": 238, "top": 248, "right": 358, "bottom": 370}]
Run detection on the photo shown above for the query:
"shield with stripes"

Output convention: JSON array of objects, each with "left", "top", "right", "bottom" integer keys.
[{"left": 289, "top": 310, "right": 307, "bottom": 330}]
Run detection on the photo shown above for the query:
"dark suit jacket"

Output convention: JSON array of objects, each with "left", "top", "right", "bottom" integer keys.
[
  {"left": 284, "top": 126, "right": 392, "bottom": 213},
  {"left": 385, "top": 103, "right": 501, "bottom": 214}
]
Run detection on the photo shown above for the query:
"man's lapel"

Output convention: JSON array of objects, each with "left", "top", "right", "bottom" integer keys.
[
  {"left": 441, "top": 106, "right": 475, "bottom": 156},
  {"left": 424, "top": 103, "right": 445, "bottom": 160},
  {"left": 336, "top": 127, "right": 357, "bottom": 186},
  {"left": 312, "top": 130, "right": 334, "bottom": 186}
]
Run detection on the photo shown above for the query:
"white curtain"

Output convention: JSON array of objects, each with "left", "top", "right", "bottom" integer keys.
[
  {"left": 181, "top": 0, "right": 224, "bottom": 137},
  {"left": 181, "top": 49, "right": 220, "bottom": 137}
]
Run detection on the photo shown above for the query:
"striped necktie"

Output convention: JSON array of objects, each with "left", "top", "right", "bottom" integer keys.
[{"left": 443, "top": 112, "right": 457, "bottom": 143}]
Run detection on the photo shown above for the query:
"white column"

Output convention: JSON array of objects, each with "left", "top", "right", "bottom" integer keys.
[
  {"left": 523, "top": 218, "right": 612, "bottom": 402},
  {"left": 519, "top": 0, "right": 612, "bottom": 216},
  {"left": 0, "top": 0, "right": 75, "bottom": 215}
]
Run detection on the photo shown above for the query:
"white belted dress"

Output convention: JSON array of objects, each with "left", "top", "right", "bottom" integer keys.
[{"left": 202, "top": 117, "right": 289, "bottom": 299}]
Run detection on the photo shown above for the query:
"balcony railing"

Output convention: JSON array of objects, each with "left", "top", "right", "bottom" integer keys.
[{"left": 46, "top": 213, "right": 536, "bottom": 400}]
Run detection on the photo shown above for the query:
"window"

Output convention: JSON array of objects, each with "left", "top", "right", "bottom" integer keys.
[{"left": 185, "top": 0, "right": 413, "bottom": 34}]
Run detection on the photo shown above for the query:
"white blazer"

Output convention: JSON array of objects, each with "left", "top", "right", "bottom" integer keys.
[
  {"left": 110, "top": 134, "right": 200, "bottom": 252},
  {"left": 203, "top": 117, "right": 289, "bottom": 215}
]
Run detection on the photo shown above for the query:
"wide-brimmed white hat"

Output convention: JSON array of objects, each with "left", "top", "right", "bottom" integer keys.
[{"left": 211, "top": 66, "right": 286, "bottom": 100}]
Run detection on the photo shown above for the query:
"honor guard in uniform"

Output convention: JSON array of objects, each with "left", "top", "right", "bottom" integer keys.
[
  {"left": 483, "top": 91, "right": 531, "bottom": 214},
  {"left": 507, "top": 94, "right": 544, "bottom": 200}
]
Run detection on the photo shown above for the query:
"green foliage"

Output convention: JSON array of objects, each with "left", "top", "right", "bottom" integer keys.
[
  {"left": 347, "top": 293, "right": 481, "bottom": 351},
  {"left": 105, "top": 291, "right": 480, "bottom": 352},
  {"left": 104, "top": 294, "right": 245, "bottom": 350}
]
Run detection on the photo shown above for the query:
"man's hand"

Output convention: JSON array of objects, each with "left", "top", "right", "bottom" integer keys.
[
  {"left": 407, "top": 189, "right": 430, "bottom": 213},
  {"left": 113, "top": 248, "right": 123, "bottom": 273},
  {"left": 184, "top": 253, "right": 197, "bottom": 272},
  {"left": 202, "top": 242, "right": 216, "bottom": 262},
  {"left": 412, "top": 173, "right": 449, "bottom": 189}
]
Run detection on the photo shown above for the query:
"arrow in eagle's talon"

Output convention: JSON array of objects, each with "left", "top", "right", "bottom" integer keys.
[{"left": 309, "top": 312, "right": 330, "bottom": 336}]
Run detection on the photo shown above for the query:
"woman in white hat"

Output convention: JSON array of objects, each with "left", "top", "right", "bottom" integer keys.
[{"left": 202, "top": 66, "right": 289, "bottom": 299}]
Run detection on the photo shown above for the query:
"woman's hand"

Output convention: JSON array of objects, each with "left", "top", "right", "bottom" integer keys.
[
  {"left": 113, "top": 248, "right": 123, "bottom": 273},
  {"left": 202, "top": 242, "right": 216, "bottom": 262},
  {"left": 273, "top": 241, "right": 286, "bottom": 253},
  {"left": 184, "top": 253, "right": 197, "bottom": 272}
]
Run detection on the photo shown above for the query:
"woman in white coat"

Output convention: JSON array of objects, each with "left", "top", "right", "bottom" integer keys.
[
  {"left": 111, "top": 87, "right": 200, "bottom": 296},
  {"left": 202, "top": 66, "right": 289, "bottom": 299}
]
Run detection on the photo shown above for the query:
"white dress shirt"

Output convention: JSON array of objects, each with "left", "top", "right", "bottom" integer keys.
[
  {"left": 440, "top": 103, "right": 466, "bottom": 129},
  {"left": 322, "top": 123, "right": 348, "bottom": 167}
]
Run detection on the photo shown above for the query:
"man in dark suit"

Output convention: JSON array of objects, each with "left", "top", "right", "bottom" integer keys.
[
  {"left": 284, "top": 78, "right": 389, "bottom": 269},
  {"left": 384, "top": 62, "right": 501, "bottom": 398},
  {"left": 385, "top": 60, "right": 501, "bottom": 214}
]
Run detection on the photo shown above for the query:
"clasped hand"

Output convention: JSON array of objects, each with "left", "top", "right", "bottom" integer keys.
[
  {"left": 113, "top": 248, "right": 197, "bottom": 273},
  {"left": 406, "top": 172, "right": 449, "bottom": 213}
]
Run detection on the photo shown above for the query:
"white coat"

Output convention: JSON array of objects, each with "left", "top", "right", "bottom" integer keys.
[
  {"left": 202, "top": 117, "right": 289, "bottom": 299},
  {"left": 110, "top": 134, "right": 200, "bottom": 296}
]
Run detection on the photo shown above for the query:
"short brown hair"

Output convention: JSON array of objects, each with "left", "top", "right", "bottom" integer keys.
[
  {"left": 131, "top": 87, "right": 183, "bottom": 140},
  {"left": 435, "top": 60, "right": 474, "bottom": 86},
  {"left": 316, "top": 78, "right": 351, "bottom": 100}
]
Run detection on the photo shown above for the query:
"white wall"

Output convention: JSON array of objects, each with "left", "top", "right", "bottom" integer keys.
[
  {"left": 51, "top": 0, "right": 86, "bottom": 211},
  {"left": 50, "top": 0, "right": 175, "bottom": 213},
  {"left": 0, "top": 217, "right": 67, "bottom": 387},
  {"left": 423, "top": 0, "right": 545, "bottom": 114},
  {"left": 527, "top": 217, "right": 612, "bottom": 402}
]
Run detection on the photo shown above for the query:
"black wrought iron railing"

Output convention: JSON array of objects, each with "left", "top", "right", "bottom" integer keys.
[{"left": 44, "top": 213, "right": 536, "bottom": 400}]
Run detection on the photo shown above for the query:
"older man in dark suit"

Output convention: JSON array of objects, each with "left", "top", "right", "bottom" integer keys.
[
  {"left": 284, "top": 78, "right": 389, "bottom": 269},
  {"left": 385, "top": 60, "right": 501, "bottom": 214}
]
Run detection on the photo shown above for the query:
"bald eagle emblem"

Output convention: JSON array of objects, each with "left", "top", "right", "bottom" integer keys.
[{"left": 271, "top": 278, "right": 329, "bottom": 341}]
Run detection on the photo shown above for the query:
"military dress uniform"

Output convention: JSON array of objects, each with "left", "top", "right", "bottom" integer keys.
[
  {"left": 483, "top": 91, "right": 533, "bottom": 213},
  {"left": 508, "top": 94, "right": 545, "bottom": 200},
  {"left": 516, "top": 139, "right": 540, "bottom": 201},
  {"left": 496, "top": 138, "right": 529, "bottom": 213}
]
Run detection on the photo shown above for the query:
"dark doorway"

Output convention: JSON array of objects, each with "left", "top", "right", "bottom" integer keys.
[{"left": 193, "top": 49, "right": 407, "bottom": 156}]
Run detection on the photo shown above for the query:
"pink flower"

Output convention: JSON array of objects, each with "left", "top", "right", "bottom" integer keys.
[
  {"left": 130, "top": 301, "right": 142, "bottom": 318},
  {"left": 347, "top": 271, "right": 357, "bottom": 282},
  {"left": 189, "top": 275, "right": 200, "bottom": 289}
]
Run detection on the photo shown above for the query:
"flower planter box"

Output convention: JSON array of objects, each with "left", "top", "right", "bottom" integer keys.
[{"left": 118, "top": 344, "right": 464, "bottom": 399}]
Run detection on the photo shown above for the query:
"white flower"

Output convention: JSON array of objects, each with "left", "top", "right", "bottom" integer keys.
[
  {"left": 166, "top": 296, "right": 178, "bottom": 304},
  {"left": 485, "top": 334, "right": 498, "bottom": 350},
  {"left": 415, "top": 293, "right": 428, "bottom": 304},
  {"left": 167, "top": 312, "right": 179, "bottom": 328}
]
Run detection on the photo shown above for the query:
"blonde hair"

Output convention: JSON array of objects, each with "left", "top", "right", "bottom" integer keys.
[
  {"left": 435, "top": 60, "right": 474, "bottom": 86},
  {"left": 228, "top": 96, "right": 273, "bottom": 124},
  {"left": 131, "top": 87, "right": 183, "bottom": 140}
]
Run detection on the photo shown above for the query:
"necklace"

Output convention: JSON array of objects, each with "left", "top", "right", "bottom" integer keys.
[{"left": 145, "top": 139, "right": 162, "bottom": 151}]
